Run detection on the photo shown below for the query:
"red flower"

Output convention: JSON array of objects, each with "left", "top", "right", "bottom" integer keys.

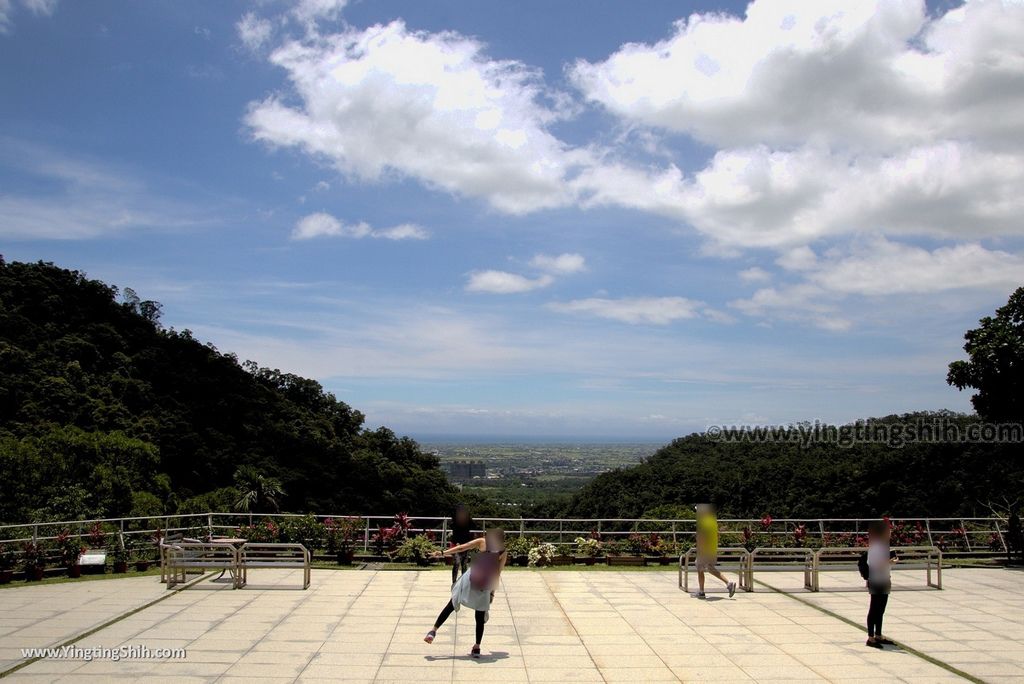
[{"left": 760, "top": 515, "right": 773, "bottom": 530}]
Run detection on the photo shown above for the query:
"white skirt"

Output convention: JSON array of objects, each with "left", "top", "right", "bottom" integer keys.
[{"left": 450, "top": 569, "right": 492, "bottom": 620}]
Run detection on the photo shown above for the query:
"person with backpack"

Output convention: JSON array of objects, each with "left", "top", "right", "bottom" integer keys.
[
  {"left": 424, "top": 528, "right": 506, "bottom": 658},
  {"left": 448, "top": 504, "right": 476, "bottom": 586},
  {"left": 863, "top": 519, "right": 898, "bottom": 648}
]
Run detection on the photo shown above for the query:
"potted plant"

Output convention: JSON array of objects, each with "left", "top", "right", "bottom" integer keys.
[
  {"left": 22, "top": 540, "right": 46, "bottom": 581},
  {"left": 505, "top": 535, "right": 532, "bottom": 566},
  {"left": 574, "top": 537, "right": 602, "bottom": 565},
  {"left": 133, "top": 538, "right": 154, "bottom": 572},
  {"left": 334, "top": 517, "right": 361, "bottom": 565},
  {"left": 0, "top": 547, "right": 15, "bottom": 584},
  {"left": 109, "top": 538, "right": 130, "bottom": 574},
  {"left": 57, "top": 530, "right": 86, "bottom": 578},
  {"left": 392, "top": 535, "right": 441, "bottom": 567},
  {"left": 606, "top": 536, "right": 645, "bottom": 566},
  {"left": 527, "top": 542, "right": 557, "bottom": 567}
]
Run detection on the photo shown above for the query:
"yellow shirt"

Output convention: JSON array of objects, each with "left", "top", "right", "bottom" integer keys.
[{"left": 696, "top": 514, "right": 718, "bottom": 557}]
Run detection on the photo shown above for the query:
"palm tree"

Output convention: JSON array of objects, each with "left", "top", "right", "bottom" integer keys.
[{"left": 233, "top": 465, "right": 286, "bottom": 513}]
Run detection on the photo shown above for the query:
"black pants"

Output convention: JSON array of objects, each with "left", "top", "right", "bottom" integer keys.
[
  {"left": 434, "top": 599, "right": 485, "bottom": 644},
  {"left": 867, "top": 593, "right": 889, "bottom": 637},
  {"left": 451, "top": 551, "right": 469, "bottom": 585}
]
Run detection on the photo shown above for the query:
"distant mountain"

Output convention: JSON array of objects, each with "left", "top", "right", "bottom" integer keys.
[{"left": 0, "top": 258, "right": 458, "bottom": 523}]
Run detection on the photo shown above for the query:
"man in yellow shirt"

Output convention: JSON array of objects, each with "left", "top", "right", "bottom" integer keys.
[{"left": 695, "top": 503, "right": 737, "bottom": 598}]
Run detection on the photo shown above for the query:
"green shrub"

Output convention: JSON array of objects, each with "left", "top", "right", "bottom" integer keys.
[{"left": 392, "top": 535, "right": 440, "bottom": 565}]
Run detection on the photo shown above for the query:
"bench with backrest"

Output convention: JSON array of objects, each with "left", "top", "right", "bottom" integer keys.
[
  {"left": 159, "top": 534, "right": 204, "bottom": 583},
  {"left": 165, "top": 542, "right": 240, "bottom": 589},
  {"left": 238, "top": 543, "right": 310, "bottom": 589}
]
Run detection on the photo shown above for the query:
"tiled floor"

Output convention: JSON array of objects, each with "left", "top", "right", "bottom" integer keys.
[
  {"left": 0, "top": 574, "right": 170, "bottom": 673},
  {"left": 758, "top": 567, "right": 1024, "bottom": 683},
  {"left": 2, "top": 567, "right": 1019, "bottom": 682}
]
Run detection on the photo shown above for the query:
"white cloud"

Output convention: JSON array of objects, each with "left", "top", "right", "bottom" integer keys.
[
  {"left": 1, "top": 0, "right": 58, "bottom": 33},
  {"left": 292, "top": 0, "right": 347, "bottom": 30},
  {"left": 246, "top": 20, "right": 585, "bottom": 214},
  {"left": 237, "top": 12, "right": 273, "bottom": 52},
  {"left": 465, "top": 270, "right": 554, "bottom": 294},
  {"left": 808, "top": 238, "right": 1024, "bottom": 296},
  {"left": 0, "top": 139, "right": 200, "bottom": 239},
  {"left": 776, "top": 247, "right": 817, "bottom": 272},
  {"left": 730, "top": 284, "right": 851, "bottom": 332},
  {"left": 549, "top": 296, "right": 702, "bottom": 325},
  {"left": 739, "top": 267, "right": 771, "bottom": 283},
  {"left": 732, "top": 237, "right": 1024, "bottom": 329},
  {"left": 530, "top": 252, "right": 586, "bottom": 274},
  {"left": 570, "top": 0, "right": 1024, "bottom": 151},
  {"left": 241, "top": 1, "right": 1024, "bottom": 314},
  {"left": 21, "top": 0, "right": 57, "bottom": 16},
  {"left": 291, "top": 212, "right": 428, "bottom": 240},
  {"left": 0, "top": 0, "right": 11, "bottom": 33},
  {"left": 374, "top": 223, "right": 429, "bottom": 241}
]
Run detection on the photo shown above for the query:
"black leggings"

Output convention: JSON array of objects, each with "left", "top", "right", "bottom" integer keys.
[
  {"left": 867, "top": 593, "right": 889, "bottom": 637},
  {"left": 451, "top": 552, "right": 469, "bottom": 584},
  {"left": 434, "top": 599, "right": 485, "bottom": 644}
]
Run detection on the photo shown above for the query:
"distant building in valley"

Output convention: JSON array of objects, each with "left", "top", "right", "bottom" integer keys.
[{"left": 442, "top": 460, "right": 486, "bottom": 480}]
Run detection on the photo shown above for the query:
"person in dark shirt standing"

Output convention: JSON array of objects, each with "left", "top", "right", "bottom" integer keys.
[{"left": 449, "top": 505, "right": 475, "bottom": 585}]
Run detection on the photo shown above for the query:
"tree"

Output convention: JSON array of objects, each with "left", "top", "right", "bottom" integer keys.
[
  {"left": 233, "top": 465, "right": 286, "bottom": 513},
  {"left": 948, "top": 287, "right": 1024, "bottom": 422}
]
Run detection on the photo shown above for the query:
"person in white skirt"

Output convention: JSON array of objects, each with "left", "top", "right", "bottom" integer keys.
[{"left": 424, "top": 528, "right": 506, "bottom": 658}]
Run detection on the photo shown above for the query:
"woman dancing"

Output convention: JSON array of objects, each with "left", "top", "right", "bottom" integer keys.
[{"left": 424, "top": 528, "right": 506, "bottom": 658}]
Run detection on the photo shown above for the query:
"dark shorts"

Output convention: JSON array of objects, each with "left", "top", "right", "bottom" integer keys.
[{"left": 868, "top": 580, "right": 891, "bottom": 595}]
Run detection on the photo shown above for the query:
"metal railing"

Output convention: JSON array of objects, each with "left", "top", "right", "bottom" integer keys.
[{"left": 0, "top": 513, "right": 1008, "bottom": 557}]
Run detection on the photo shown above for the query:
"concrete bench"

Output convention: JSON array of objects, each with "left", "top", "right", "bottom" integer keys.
[
  {"left": 165, "top": 543, "right": 240, "bottom": 589},
  {"left": 238, "top": 543, "right": 310, "bottom": 590}
]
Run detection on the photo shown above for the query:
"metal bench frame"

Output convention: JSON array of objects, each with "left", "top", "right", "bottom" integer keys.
[
  {"left": 678, "top": 547, "right": 751, "bottom": 593},
  {"left": 165, "top": 542, "right": 240, "bottom": 589},
  {"left": 238, "top": 543, "right": 311, "bottom": 590},
  {"left": 810, "top": 545, "right": 942, "bottom": 592},
  {"left": 748, "top": 547, "right": 815, "bottom": 591}
]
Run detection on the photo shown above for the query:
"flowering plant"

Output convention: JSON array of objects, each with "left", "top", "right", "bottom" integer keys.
[
  {"left": 574, "top": 537, "right": 602, "bottom": 557},
  {"left": 528, "top": 543, "right": 557, "bottom": 567}
]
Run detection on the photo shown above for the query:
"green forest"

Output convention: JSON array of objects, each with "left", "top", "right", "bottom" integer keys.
[
  {"left": 0, "top": 258, "right": 458, "bottom": 524},
  {"left": 1, "top": 258, "right": 1021, "bottom": 525}
]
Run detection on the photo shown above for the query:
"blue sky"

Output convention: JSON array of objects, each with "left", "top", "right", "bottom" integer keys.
[{"left": 2, "top": 0, "right": 1022, "bottom": 439}]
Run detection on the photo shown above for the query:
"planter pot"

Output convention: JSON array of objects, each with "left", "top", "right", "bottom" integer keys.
[
  {"left": 552, "top": 555, "right": 573, "bottom": 566},
  {"left": 336, "top": 550, "right": 355, "bottom": 566},
  {"left": 606, "top": 555, "right": 646, "bottom": 567},
  {"left": 25, "top": 566, "right": 45, "bottom": 581},
  {"left": 658, "top": 556, "right": 672, "bottom": 566},
  {"left": 113, "top": 561, "right": 128, "bottom": 574},
  {"left": 514, "top": 555, "right": 528, "bottom": 567},
  {"left": 135, "top": 561, "right": 150, "bottom": 572},
  {"left": 67, "top": 564, "right": 82, "bottom": 578},
  {"left": 583, "top": 557, "right": 597, "bottom": 566},
  {"left": 0, "top": 570, "right": 13, "bottom": 584}
]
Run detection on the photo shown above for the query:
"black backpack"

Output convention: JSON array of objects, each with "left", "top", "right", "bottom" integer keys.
[{"left": 857, "top": 551, "right": 870, "bottom": 580}]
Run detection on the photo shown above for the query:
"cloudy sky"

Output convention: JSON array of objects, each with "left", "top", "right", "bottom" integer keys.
[{"left": 2, "top": 0, "right": 1022, "bottom": 439}]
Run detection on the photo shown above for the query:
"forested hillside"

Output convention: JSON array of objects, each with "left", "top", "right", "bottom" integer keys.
[
  {"left": 563, "top": 414, "right": 1022, "bottom": 519},
  {"left": 0, "top": 258, "right": 458, "bottom": 523}
]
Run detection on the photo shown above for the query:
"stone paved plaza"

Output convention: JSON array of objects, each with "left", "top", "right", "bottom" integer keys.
[{"left": 1, "top": 567, "right": 1021, "bottom": 682}]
